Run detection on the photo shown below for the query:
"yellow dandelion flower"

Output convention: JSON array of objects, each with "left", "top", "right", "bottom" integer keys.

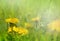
[
  {"left": 13, "top": 26, "right": 19, "bottom": 32},
  {"left": 47, "top": 19, "right": 60, "bottom": 32},
  {"left": 25, "top": 23, "right": 31, "bottom": 28},
  {"left": 8, "top": 27, "right": 12, "bottom": 33},
  {"left": 5, "top": 18, "right": 19, "bottom": 23},
  {"left": 31, "top": 17, "right": 40, "bottom": 22},
  {"left": 18, "top": 28, "right": 28, "bottom": 35}
]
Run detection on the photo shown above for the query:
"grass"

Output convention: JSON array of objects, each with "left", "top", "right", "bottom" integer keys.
[{"left": 0, "top": 0, "right": 60, "bottom": 41}]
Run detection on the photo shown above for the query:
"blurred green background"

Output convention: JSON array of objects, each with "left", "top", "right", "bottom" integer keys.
[
  {"left": 0, "top": 0, "right": 60, "bottom": 24},
  {"left": 0, "top": 0, "right": 60, "bottom": 41}
]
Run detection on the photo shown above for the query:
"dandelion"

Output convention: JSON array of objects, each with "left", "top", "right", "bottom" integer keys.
[
  {"left": 13, "top": 26, "right": 19, "bottom": 32},
  {"left": 31, "top": 17, "right": 40, "bottom": 22},
  {"left": 8, "top": 27, "right": 12, "bottom": 33},
  {"left": 5, "top": 18, "right": 19, "bottom": 23},
  {"left": 47, "top": 19, "right": 60, "bottom": 32},
  {"left": 12, "top": 26, "right": 28, "bottom": 35},
  {"left": 18, "top": 27, "right": 28, "bottom": 35}
]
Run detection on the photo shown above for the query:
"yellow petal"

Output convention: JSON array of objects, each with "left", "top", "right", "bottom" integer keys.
[
  {"left": 47, "top": 19, "right": 60, "bottom": 32},
  {"left": 31, "top": 17, "right": 40, "bottom": 21},
  {"left": 8, "top": 27, "right": 12, "bottom": 32},
  {"left": 5, "top": 18, "right": 19, "bottom": 23}
]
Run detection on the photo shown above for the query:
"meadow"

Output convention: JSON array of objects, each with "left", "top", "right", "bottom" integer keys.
[{"left": 0, "top": 0, "right": 60, "bottom": 41}]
